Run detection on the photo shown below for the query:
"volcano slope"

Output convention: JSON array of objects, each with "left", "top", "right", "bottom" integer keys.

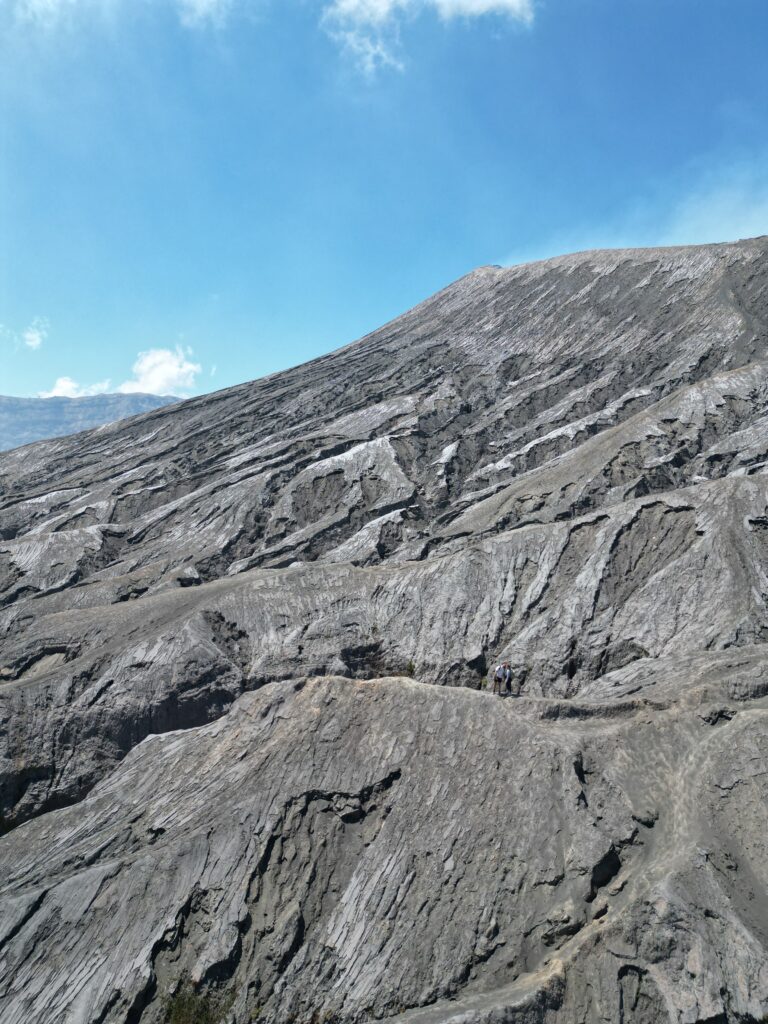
[{"left": 2, "top": 238, "right": 768, "bottom": 1024}]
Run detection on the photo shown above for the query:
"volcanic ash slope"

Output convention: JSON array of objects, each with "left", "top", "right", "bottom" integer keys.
[{"left": 1, "top": 238, "right": 768, "bottom": 1023}]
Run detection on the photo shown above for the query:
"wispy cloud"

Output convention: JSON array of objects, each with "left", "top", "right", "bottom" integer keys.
[
  {"left": 323, "top": 0, "right": 533, "bottom": 71},
  {"left": 6, "top": 0, "right": 225, "bottom": 26},
  {"left": 13, "top": 0, "right": 78, "bottom": 22},
  {"left": 3, "top": 0, "right": 534, "bottom": 70},
  {"left": 22, "top": 317, "right": 49, "bottom": 350},
  {"left": 1, "top": 316, "right": 49, "bottom": 352},
  {"left": 176, "top": 0, "right": 233, "bottom": 28},
  {"left": 323, "top": 0, "right": 532, "bottom": 21},
  {"left": 501, "top": 158, "right": 768, "bottom": 267},
  {"left": 10, "top": 0, "right": 116, "bottom": 28},
  {"left": 656, "top": 166, "right": 768, "bottom": 248},
  {"left": 330, "top": 22, "right": 404, "bottom": 74}
]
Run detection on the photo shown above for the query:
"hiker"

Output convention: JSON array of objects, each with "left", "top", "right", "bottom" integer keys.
[
  {"left": 503, "top": 661, "right": 513, "bottom": 695},
  {"left": 491, "top": 662, "right": 505, "bottom": 695}
]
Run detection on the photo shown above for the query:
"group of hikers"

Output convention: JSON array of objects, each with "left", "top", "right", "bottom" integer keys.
[{"left": 490, "top": 661, "right": 517, "bottom": 697}]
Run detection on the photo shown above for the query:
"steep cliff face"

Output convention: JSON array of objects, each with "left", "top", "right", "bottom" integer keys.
[
  {"left": 1, "top": 239, "right": 768, "bottom": 1023},
  {"left": 0, "top": 393, "right": 177, "bottom": 451}
]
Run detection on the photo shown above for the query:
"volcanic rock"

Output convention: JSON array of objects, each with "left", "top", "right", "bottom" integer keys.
[{"left": 1, "top": 238, "right": 768, "bottom": 1023}]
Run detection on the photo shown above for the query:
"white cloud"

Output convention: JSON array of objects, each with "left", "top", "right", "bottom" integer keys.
[
  {"left": 37, "top": 346, "right": 202, "bottom": 399},
  {"left": 3, "top": 0, "right": 533, "bottom": 69},
  {"left": 39, "top": 376, "right": 111, "bottom": 398},
  {"left": 323, "top": 0, "right": 532, "bottom": 70},
  {"left": 325, "top": 0, "right": 531, "bottom": 23},
  {"left": 117, "top": 345, "right": 201, "bottom": 395},
  {"left": 22, "top": 317, "right": 49, "bottom": 350}
]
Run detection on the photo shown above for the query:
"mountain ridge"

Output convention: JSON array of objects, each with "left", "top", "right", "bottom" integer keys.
[
  {"left": 1, "top": 237, "right": 768, "bottom": 1023},
  {"left": 0, "top": 391, "right": 178, "bottom": 452}
]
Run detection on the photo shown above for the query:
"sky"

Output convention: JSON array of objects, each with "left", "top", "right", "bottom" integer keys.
[{"left": 1, "top": 0, "right": 767, "bottom": 399}]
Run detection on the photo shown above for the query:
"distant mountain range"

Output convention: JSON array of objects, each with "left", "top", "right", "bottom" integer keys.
[{"left": 0, "top": 393, "right": 179, "bottom": 451}]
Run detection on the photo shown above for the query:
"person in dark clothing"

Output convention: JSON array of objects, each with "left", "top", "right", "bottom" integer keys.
[{"left": 503, "top": 662, "right": 513, "bottom": 695}]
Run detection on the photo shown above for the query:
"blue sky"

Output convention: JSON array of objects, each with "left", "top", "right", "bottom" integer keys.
[{"left": 2, "top": 0, "right": 767, "bottom": 398}]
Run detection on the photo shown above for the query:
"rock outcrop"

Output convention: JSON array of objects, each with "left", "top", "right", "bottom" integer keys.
[{"left": 1, "top": 238, "right": 768, "bottom": 1023}]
